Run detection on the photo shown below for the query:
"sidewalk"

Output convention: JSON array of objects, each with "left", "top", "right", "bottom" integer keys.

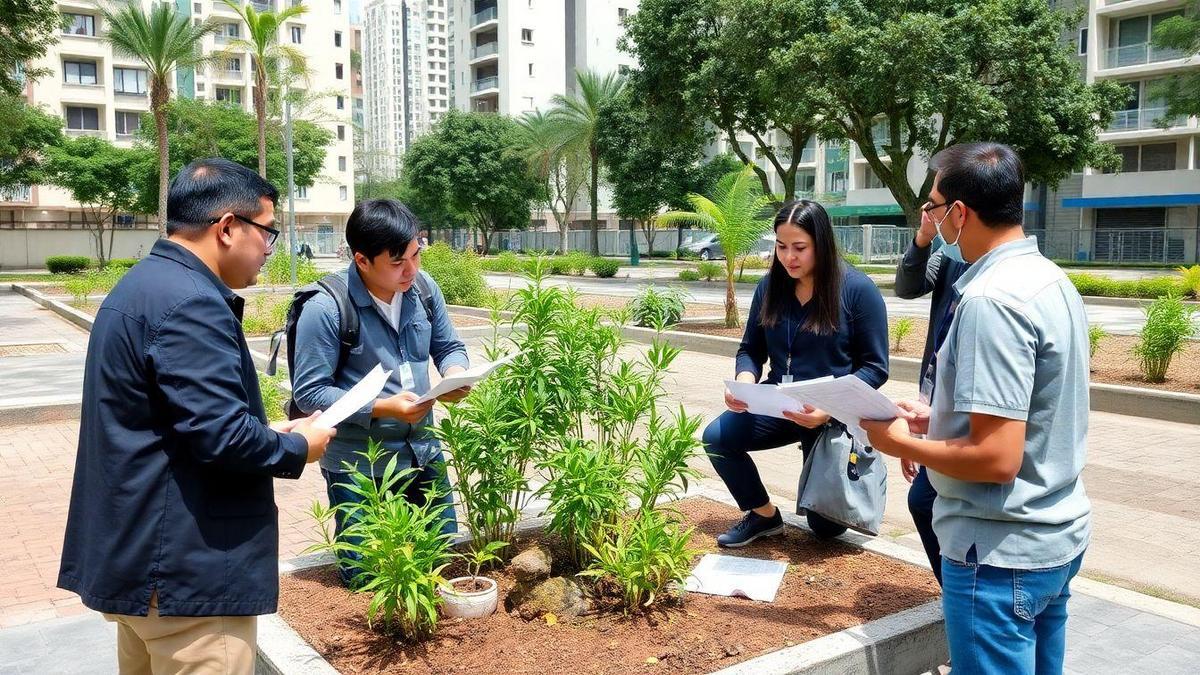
[{"left": 0, "top": 291, "right": 88, "bottom": 411}]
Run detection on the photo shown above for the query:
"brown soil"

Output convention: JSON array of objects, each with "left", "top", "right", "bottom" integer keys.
[
  {"left": 66, "top": 300, "right": 492, "bottom": 331},
  {"left": 570, "top": 293, "right": 725, "bottom": 320},
  {"left": 277, "top": 497, "right": 939, "bottom": 675},
  {"left": 677, "top": 317, "right": 1200, "bottom": 394}
]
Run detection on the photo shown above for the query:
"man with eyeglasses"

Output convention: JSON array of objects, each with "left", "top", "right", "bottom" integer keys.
[
  {"left": 58, "top": 158, "right": 337, "bottom": 673},
  {"left": 290, "top": 198, "right": 470, "bottom": 587}
]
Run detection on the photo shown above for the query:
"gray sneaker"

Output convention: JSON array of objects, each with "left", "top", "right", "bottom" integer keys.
[{"left": 717, "top": 509, "right": 786, "bottom": 548}]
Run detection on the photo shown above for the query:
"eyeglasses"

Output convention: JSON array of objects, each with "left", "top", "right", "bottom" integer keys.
[
  {"left": 210, "top": 214, "right": 279, "bottom": 247},
  {"left": 921, "top": 200, "right": 953, "bottom": 214}
]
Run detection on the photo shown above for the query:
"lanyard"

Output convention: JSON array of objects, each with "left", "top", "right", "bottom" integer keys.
[
  {"left": 919, "top": 294, "right": 960, "bottom": 404},
  {"left": 782, "top": 314, "right": 803, "bottom": 383}
]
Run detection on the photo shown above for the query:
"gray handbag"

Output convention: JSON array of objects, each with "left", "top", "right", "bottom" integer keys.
[{"left": 795, "top": 421, "right": 887, "bottom": 536}]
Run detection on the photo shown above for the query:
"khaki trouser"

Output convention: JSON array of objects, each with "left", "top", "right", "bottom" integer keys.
[{"left": 103, "top": 593, "right": 257, "bottom": 675}]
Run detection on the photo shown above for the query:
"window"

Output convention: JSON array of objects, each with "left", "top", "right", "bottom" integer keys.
[
  {"left": 334, "top": 31, "right": 343, "bottom": 48},
  {"left": 618, "top": 7, "right": 629, "bottom": 23},
  {"left": 194, "top": 2, "right": 202, "bottom": 13},
  {"left": 334, "top": 0, "right": 342, "bottom": 15},
  {"left": 335, "top": 63, "right": 344, "bottom": 79},
  {"left": 64, "top": 60, "right": 98, "bottom": 85},
  {"left": 1079, "top": 27, "right": 1088, "bottom": 55},
  {"left": 337, "top": 125, "right": 345, "bottom": 140},
  {"left": 215, "top": 87, "right": 242, "bottom": 104},
  {"left": 113, "top": 68, "right": 147, "bottom": 94},
  {"left": 339, "top": 186, "right": 348, "bottom": 201},
  {"left": 115, "top": 111, "right": 141, "bottom": 136},
  {"left": 338, "top": 156, "right": 347, "bottom": 171},
  {"left": 528, "top": 63, "right": 534, "bottom": 76},
  {"left": 336, "top": 95, "right": 345, "bottom": 110},
  {"left": 1140, "top": 143, "right": 1176, "bottom": 172},
  {"left": 65, "top": 106, "right": 99, "bottom": 130},
  {"left": 224, "top": 23, "right": 240, "bottom": 38},
  {"left": 63, "top": 13, "right": 96, "bottom": 36},
  {"left": 521, "top": 28, "right": 533, "bottom": 43},
  {"left": 290, "top": 26, "right": 302, "bottom": 44},
  {"left": 295, "top": 185, "right": 308, "bottom": 199},
  {"left": 522, "top": 96, "right": 535, "bottom": 110},
  {"left": 226, "top": 58, "right": 241, "bottom": 72}
]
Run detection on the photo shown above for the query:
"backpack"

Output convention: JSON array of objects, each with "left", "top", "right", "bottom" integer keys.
[{"left": 266, "top": 272, "right": 435, "bottom": 420}]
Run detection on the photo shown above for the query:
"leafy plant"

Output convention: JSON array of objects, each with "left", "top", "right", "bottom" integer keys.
[
  {"left": 107, "top": 258, "right": 139, "bottom": 269},
  {"left": 696, "top": 261, "right": 723, "bottom": 281},
  {"left": 842, "top": 252, "right": 862, "bottom": 265},
  {"left": 628, "top": 286, "right": 688, "bottom": 329},
  {"left": 452, "top": 540, "right": 508, "bottom": 590},
  {"left": 677, "top": 269, "right": 701, "bottom": 282},
  {"left": 890, "top": 317, "right": 915, "bottom": 352},
  {"left": 481, "top": 250, "right": 523, "bottom": 273},
  {"left": 548, "top": 256, "right": 573, "bottom": 275},
  {"left": 563, "top": 250, "right": 593, "bottom": 276},
  {"left": 1088, "top": 324, "right": 1107, "bottom": 360},
  {"left": 1133, "top": 295, "right": 1197, "bottom": 383},
  {"left": 261, "top": 252, "right": 323, "bottom": 286},
  {"left": 64, "top": 266, "right": 127, "bottom": 304},
  {"left": 578, "top": 509, "right": 695, "bottom": 610},
  {"left": 590, "top": 257, "right": 620, "bottom": 278},
  {"left": 1177, "top": 265, "right": 1200, "bottom": 299},
  {"left": 1068, "top": 273, "right": 1182, "bottom": 300},
  {"left": 420, "top": 241, "right": 490, "bottom": 307},
  {"left": 538, "top": 438, "right": 630, "bottom": 568},
  {"left": 308, "top": 441, "right": 455, "bottom": 641},
  {"left": 46, "top": 256, "right": 91, "bottom": 274},
  {"left": 257, "top": 370, "right": 288, "bottom": 422},
  {"left": 241, "top": 294, "right": 292, "bottom": 336}
]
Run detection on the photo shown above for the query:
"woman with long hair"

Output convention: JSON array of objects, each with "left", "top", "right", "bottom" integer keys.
[{"left": 703, "top": 199, "right": 889, "bottom": 546}]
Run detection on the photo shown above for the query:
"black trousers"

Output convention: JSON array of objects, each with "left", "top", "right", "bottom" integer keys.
[{"left": 702, "top": 410, "right": 848, "bottom": 540}]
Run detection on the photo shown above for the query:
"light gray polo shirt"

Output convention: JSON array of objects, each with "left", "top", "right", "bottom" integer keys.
[{"left": 927, "top": 236, "right": 1091, "bottom": 569}]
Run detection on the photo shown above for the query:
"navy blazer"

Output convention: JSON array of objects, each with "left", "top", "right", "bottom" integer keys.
[{"left": 57, "top": 239, "right": 309, "bottom": 617}]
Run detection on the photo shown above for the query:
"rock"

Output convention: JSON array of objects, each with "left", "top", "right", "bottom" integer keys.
[
  {"left": 506, "top": 576, "right": 591, "bottom": 620},
  {"left": 510, "top": 546, "right": 553, "bottom": 583}
]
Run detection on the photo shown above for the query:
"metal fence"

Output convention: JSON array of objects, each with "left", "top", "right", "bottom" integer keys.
[
  {"left": 432, "top": 228, "right": 711, "bottom": 257},
  {"left": 1026, "top": 228, "right": 1198, "bottom": 264},
  {"left": 833, "top": 225, "right": 916, "bottom": 263}
]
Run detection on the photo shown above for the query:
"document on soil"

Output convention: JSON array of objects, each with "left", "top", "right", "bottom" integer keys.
[
  {"left": 684, "top": 554, "right": 789, "bottom": 603},
  {"left": 314, "top": 364, "right": 392, "bottom": 430},
  {"left": 778, "top": 375, "right": 902, "bottom": 442},
  {"left": 723, "top": 376, "right": 832, "bottom": 420},
  {"left": 414, "top": 350, "right": 524, "bottom": 404}
]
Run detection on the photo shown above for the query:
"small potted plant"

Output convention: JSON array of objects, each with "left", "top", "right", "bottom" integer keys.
[{"left": 440, "top": 541, "right": 507, "bottom": 619}]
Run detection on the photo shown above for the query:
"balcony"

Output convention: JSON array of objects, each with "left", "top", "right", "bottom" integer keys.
[
  {"left": 216, "top": 34, "right": 240, "bottom": 45},
  {"left": 214, "top": 69, "right": 246, "bottom": 82},
  {"left": 1103, "top": 42, "right": 1189, "bottom": 69},
  {"left": 0, "top": 185, "right": 32, "bottom": 203},
  {"left": 66, "top": 128, "right": 106, "bottom": 138},
  {"left": 470, "top": 42, "right": 498, "bottom": 61},
  {"left": 470, "top": 76, "right": 499, "bottom": 94},
  {"left": 1107, "top": 106, "right": 1189, "bottom": 132},
  {"left": 471, "top": 7, "right": 498, "bottom": 28}
]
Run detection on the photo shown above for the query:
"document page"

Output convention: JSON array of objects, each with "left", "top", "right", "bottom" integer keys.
[
  {"left": 414, "top": 351, "right": 523, "bottom": 404},
  {"left": 778, "top": 375, "right": 901, "bottom": 442},
  {"left": 684, "top": 554, "right": 789, "bottom": 602},
  {"left": 723, "top": 376, "right": 833, "bottom": 420},
  {"left": 313, "top": 364, "right": 392, "bottom": 430}
]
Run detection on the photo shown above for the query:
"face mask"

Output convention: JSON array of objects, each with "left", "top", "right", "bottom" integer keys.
[{"left": 933, "top": 203, "right": 966, "bottom": 263}]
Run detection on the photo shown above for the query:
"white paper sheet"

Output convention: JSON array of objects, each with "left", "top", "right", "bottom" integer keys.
[
  {"left": 723, "top": 376, "right": 833, "bottom": 420},
  {"left": 413, "top": 351, "right": 523, "bottom": 404},
  {"left": 778, "top": 374, "right": 901, "bottom": 442},
  {"left": 684, "top": 554, "right": 789, "bottom": 602},
  {"left": 313, "top": 364, "right": 392, "bottom": 430}
]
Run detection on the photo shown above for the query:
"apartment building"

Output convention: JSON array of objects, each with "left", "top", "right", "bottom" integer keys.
[{"left": 0, "top": 0, "right": 355, "bottom": 262}]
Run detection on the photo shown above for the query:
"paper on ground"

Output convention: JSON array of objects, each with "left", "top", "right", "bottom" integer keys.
[
  {"left": 723, "top": 376, "right": 832, "bottom": 420},
  {"left": 779, "top": 374, "right": 901, "bottom": 442},
  {"left": 684, "top": 554, "right": 788, "bottom": 602},
  {"left": 414, "top": 350, "right": 523, "bottom": 404},
  {"left": 314, "top": 364, "right": 392, "bottom": 430}
]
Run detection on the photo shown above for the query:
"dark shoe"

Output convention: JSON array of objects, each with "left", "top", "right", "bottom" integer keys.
[{"left": 717, "top": 509, "right": 785, "bottom": 548}]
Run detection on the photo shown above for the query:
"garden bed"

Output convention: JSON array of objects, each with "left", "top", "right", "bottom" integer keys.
[
  {"left": 676, "top": 317, "right": 1200, "bottom": 394},
  {"left": 276, "top": 496, "right": 939, "bottom": 675}
]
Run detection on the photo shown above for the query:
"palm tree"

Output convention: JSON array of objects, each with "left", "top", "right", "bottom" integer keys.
[
  {"left": 220, "top": 0, "right": 309, "bottom": 178},
  {"left": 550, "top": 70, "right": 624, "bottom": 256},
  {"left": 658, "top": 166, "right": 774, "bottom": 328},
  {"left": 104, "top": 2, "right": 219, "bottom": 235},
  {"left": 515, "top": 111, "right": 588, "bottom": 254}
]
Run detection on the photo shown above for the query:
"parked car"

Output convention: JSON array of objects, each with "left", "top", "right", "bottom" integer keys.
[
  {"left": 752, "top": 233, "right": 776, "bottom": 262},
  {"left": 679, "top": 233, "right": 724, "bottom": 260}
]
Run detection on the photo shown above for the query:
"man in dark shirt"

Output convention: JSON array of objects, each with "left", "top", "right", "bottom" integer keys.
[{"left": 58, "top": 158, "right": 336, "bottom": 673}]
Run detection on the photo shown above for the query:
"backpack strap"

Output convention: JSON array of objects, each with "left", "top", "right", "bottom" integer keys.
[
  {"left": 413, "top": 272, "right": 435, "bottom": 323},
  {"left": 315, "top": 273, "right": 359, "bottom": 374}
]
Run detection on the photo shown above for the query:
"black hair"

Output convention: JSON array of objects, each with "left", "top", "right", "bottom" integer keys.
[
  {"left": 929, "top": 142, "right": 1025, "bottom": 227},
  {"left": 165, "top": 157, "right": 278, "bottom": 236},
  {"left": 760, "top": 199, "right": 842, "bottom": 335},
  {"left": 345, "top": 198, "right": 422, "bottom": 260}
]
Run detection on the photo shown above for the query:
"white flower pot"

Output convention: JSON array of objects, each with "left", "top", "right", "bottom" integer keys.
[{"left": 440, "top": 576, "right": 498, "bottom": 619}]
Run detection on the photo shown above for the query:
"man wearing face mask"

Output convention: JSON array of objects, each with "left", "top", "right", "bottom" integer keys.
[{"left": 863, "top": 143, "right": 1091, "bottom": 675}]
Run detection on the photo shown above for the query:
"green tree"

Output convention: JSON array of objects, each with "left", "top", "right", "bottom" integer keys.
[
  {"left": 515, "top": 110, "right": 589, "bottom": 253},
  {"left": 0, "top": 94, "right": 64, "bottom": 191},
  {"left": 621, "top": 0, "right": 823, "bottom": 204},
  {"left": 1151, "top": 1, "right": 1200, "bottom": 120},
  {"left": 104, "top": 2, "right": 219, "bottom": 235},
  {"left": 550, "top": 70, "right": 625, "bottom": 256},
  {"left": 657, "top": 166, "right": 773, "bottom": 327},
  {"left": 219, "top": 0, "right": 309, "bottom": 178},
  {"left": 132, "top": 98, "right": 332, "bottom": 214},
  {"left": 400, "top": 110, "right": 540, "bottom": 254},
  {"left": 0, "top": 0, "right": 62, "bottom": 97},
  {"left": 44, "top": 136, "right": 147, "bottom": 265}
]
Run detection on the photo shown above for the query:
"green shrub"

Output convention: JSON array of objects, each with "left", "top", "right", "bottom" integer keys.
[
  {"left": 1068, "top": 273, "right": 1182, "bottom": 300},
  {"left": 548, "top": 256, "right": 572, "bottom": 275},
  {"left": 648, "top": 250, "right": 672, "bottom": 258},
  {"left": 1133, "top": 295, "right": 1197, "bottom": 383},
  {"left": 739, "top": 255, "right": 770, "bottom": 271},
  {"left": 46, "top": 255, "right": 92, "bottom": 274},
  {"left": 421, "top": 242, "right": 489, "bottom": 307},
  {"left": 579, "top": 509, "right": 695, "bottom": 610},
  {"left": 563, "top": 251, "right": 593, "bottom": 276},
  {"left": 494, "top": 251, "right": 522, "bottom": 273},
  {"left": 1177, "top": 265, "right": 1200, "bottom": 299},
  {"left": 309, "top": 441, "right": 454, "bottom": 639},
  {"left": 696, "top": 261, "right": 723, "bottom": 281},
  {"left": 676, "top": 249, "right": 699, "bottom": 261},
  {"left": 107, "top": 258, "right": 139, "bottom": 269},
  {"left": 261, "top": 252, "right": 323, "bottom": 286},
  {"left": 64, "top": 266, "right": 127, "bottom": 303},
  {"left": 842, "top": 252, "right": 862, "bottom": 265},
  {"left": 627, "top": 286, "right": 688, "bottom": 330},
  {"left": 241, "top": 294, "right": 293, "bottom": 336},
  {"left": 257, "top": 370, "right": 288, "bottom": 422},
  {"left": 1088, "top": 325, "right": 1107, "bottom": 359},
  {"left": 590, "top": 257, "right": 620, "bottom": 278},
  {"left": 677, "top": 269, "right": 700, "bottom": 282},
  {"left": 890, "top": 317, "right": 915, "bottom": 353},
  {"left": 539, "top": 438, "right": 630, "bottom": 568}
]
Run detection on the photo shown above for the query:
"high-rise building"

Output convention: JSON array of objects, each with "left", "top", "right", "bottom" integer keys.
[{"left": 0, "top": 0, "right": 356, "bottom": 259}]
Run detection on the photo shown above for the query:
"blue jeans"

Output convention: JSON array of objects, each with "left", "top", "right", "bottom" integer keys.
[
  {"left": 908, "top": 466, "right": 942, "bottom": 585},
  {"left": 942, "top": 547, "right": 1085, "bottom": 675},
  {"left": 321, "top": 451, "right": 457, "bottom": 587}
]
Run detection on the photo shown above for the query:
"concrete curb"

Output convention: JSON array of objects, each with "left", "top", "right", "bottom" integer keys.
[
  {"left": 8, "top": 283, "right": 95, "bottom": 332},
  {"left": 616, "top": 325, "right": 1200, "bottom": 425},
  {"left": 0, "top": 399, "right": 82, "bottom": 426}
]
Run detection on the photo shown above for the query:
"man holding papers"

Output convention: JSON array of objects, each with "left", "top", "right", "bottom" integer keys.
[
  {"left": 702, "top": 199, "right": 889, "bottom": 548},
  {"left": 291, "top": 199, "right": 470, "bottom": 586},
  {"left": 861, "top": 144, "right": 1090, "bottom": 675}
]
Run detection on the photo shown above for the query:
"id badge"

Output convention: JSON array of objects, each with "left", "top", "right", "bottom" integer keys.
[{"left": 781, "top": 374, "right": 793, "bottom": 384}]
